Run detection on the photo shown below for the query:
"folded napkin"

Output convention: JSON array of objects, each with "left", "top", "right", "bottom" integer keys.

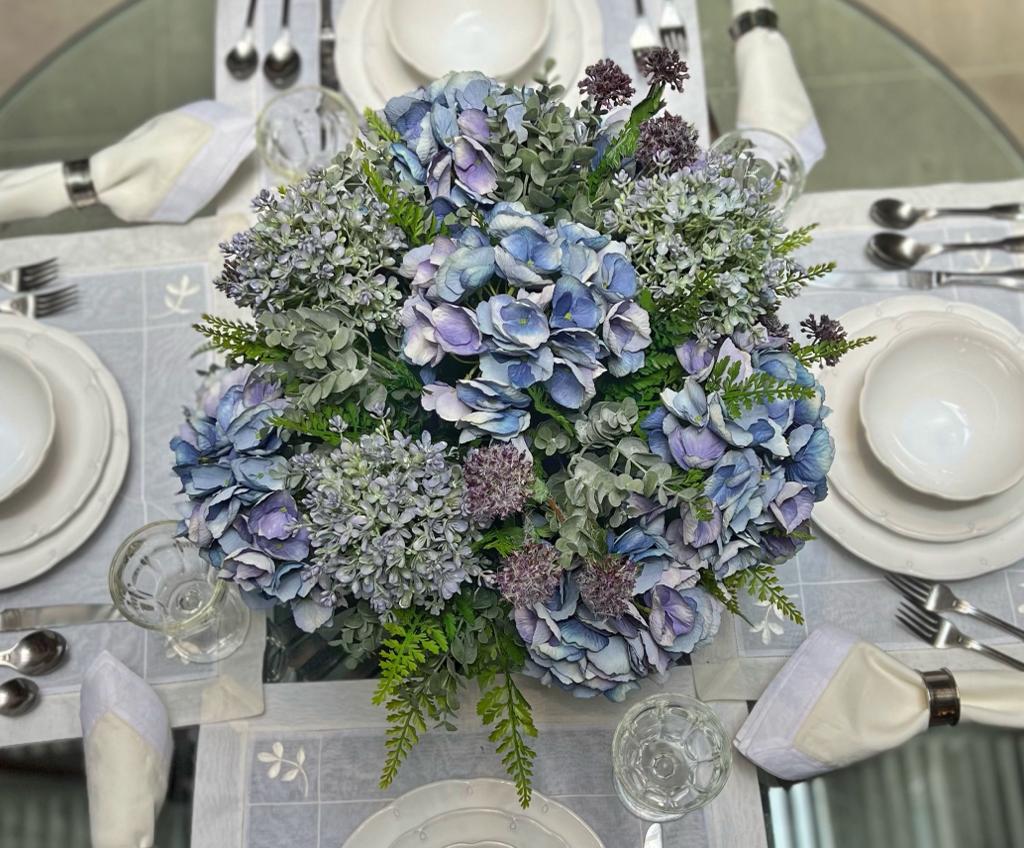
[
  {"left": 734, "top": 625, "right": 1024, "bottom": 781},
  {"left": 80, "top": 652, "right": 173, "bottom": 848},
  {"left": 0, "top": 100, "right": 254, "bottom": 224},
  {"left": 730, "top": 0, "right": 826, "bottom": 170}
]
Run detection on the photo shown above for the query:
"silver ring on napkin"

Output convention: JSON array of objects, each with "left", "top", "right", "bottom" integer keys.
[
  {"left": 921, "top": 668, "right": 961, "bottom": 727},
  {"left": 729, "top": 8, "right": 780, "bottom": 42},
  {"left": 62, "top": 159, "right": 100, "bottom": 209}
]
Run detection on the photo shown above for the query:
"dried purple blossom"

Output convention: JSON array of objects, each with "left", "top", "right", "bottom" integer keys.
[
  {"left": 760, "top": 311, "right": 792, "bottom": 343},
  {"left": 635, "top": 114, "right": 699, "bottom": 173},
  {"left": 578, "top": 59, "right": 636, "bottom": 113},
  {"left": 463, "top": 443, "right": 536, "bottom": 521},
  {"left": 577, "top": 555, "right": 638, "bottom": 618},
  {"left": 497, "top": 541, "right": 561, "bottom": 608},
  {"left": 800, "top": 314, "right": 846, "bottom": 365},
  {"left": 638, "top": 47, "right": 690, "bottom": 92}
]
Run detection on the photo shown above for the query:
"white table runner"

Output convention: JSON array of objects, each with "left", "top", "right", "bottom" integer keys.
[
  {"left": 192, "top": 671, "right": 767, "bottom": 848},
  {"left": 0, "top": 216, "right": 266, "bottom": 745},
  {"left": 694, "top": 178, "right": 1024, "bottom": 700}
]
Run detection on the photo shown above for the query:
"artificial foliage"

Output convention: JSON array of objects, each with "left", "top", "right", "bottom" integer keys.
[{"left": 172, "top": 50, "right": 869, "bottom": 807}]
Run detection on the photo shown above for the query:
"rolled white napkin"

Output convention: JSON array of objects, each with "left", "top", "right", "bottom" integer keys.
[
  {"left": 729, "top": 0, "right": 826, "bottom": 170},
  {"left": 0, "top": 100, "right": 254, "bottom": 224},
  {"left": 80, "top": 651, "right": 173, "bottom": 848},
  {"left": 734, "top": 625, "right": 1024, "bottom": 781}
]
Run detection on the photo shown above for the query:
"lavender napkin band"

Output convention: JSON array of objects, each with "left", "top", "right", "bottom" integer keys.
[{"left": 62, "top": 159, "right": 99, "bottom": 209}]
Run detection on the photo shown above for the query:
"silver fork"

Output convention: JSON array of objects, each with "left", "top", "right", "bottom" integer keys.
[
  {"left": 906, "top": 269, "right": 1024, "bottom": 292},
  {"left": 887, "top": 573, "right": 1024, "bottom": 641},
  {"left": 630, "top": 0, "right": 658, "bottom": 67},
  {"left": 657, "top": 0, "right": 688, "bottom": 56},
  {"left": 0, "top": 285, "right": 78, "bottom": 319},
  {"left": 895, "top": 601, "right": 1024, "bottom": 671},
  {"left": 0, "top": 258, "right": 58, "bottom": 294}
]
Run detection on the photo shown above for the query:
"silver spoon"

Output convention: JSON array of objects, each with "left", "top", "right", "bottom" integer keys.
[
  {"left": 226, "top": 0, "right": 260, "bottom": 81},
  {"left": 0, "top": 630, "right": 68, "bottom": 676},
  {"left": 870, "top": 198, "right": 1024, "bottom": 229},
  {"left": 264, "top": 0, "right": 301, "bottom": 89},
  {"left": 867, "top": 231, "right": 1024, "bottom": 270},
  {"left": 0, "top": 678, "right": 39, "bottom": 717}
]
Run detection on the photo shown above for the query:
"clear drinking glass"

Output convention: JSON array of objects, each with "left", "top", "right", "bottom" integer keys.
[
  {"left": 612, "top": 694, "right": 732, "bottom": 823},
  {"left": 109, "top": 521, "right": 250, "bottom": 664},
  {"left": 256, "top": 85, "right": 360, "bottom": 180},
  {"left": 711, "top": 127, "right": 806, "bottom": 214}
]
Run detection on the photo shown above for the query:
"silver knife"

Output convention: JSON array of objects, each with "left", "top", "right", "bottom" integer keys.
[
  {"left": 808, "top": 269, "right": 1024, "bottom": 292},
  {"left": 319, "top": 0, "right": 340, "bottom": 92},
  {"left": 0, "top": 604, "right": 123, "bottom": 632},
  {"left": 644, "top": 823, "right": 663, "bottom": 848}
]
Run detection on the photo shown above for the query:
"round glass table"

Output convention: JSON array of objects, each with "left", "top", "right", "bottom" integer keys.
[{"left": 1, "top": 2, "right": 1023, "bottom": 847}]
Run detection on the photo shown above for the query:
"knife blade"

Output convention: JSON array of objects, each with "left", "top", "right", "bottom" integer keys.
[
  {"left": 0, "top": 604, "right": 123, "bottom": 632},
  {"left": 644, "top": 823, "right": 663, "bottom": 848},
  {"left": 319, "top": 0, "right": 340, "bottom": 91}
]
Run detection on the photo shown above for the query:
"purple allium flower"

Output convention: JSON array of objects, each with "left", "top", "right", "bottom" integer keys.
[
  {"left": 463, "top": 443, "right": 535, "bottom": 521},
  {"left": 578, "top": 58, "right": 636, "bottom": 113},
  {"left": 760, "top": 311, "right": 792, "bottom": 344},
  {"left": 636, "top": 114, "right": 699, "bottom": 173},
  {"left": 577, "top": 555, "right": 638, "bottom": 618},
  {"left": 638, "top": 47, "right": 690, "bottom": 91},
  {"left": 800, "top": 313, "right": 847, "bottom": 365},
  {"left": 496, "top": 541, "right": 561, "bottom": 607}
]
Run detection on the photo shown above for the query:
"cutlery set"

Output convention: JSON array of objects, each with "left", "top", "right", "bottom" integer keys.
[
  {"left": 867, "top": 197, "right": 1024, "bottom": 278},
  {"left": 0, "top": 258, "right": 76, "bottom": 318},
  {"left": 889, "top": 574, "right": 1024, "bottom": 671}
]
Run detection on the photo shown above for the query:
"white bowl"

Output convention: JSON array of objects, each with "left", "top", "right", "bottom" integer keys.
[
  {"left": 384, "top": 0, "right": 554, "bottom": 81},
  {"left": 859, "top": 323, "right": 1024, "bottom": 501},
  {"left": 0, "top": 346, "right": 55, "bottom": 502}
]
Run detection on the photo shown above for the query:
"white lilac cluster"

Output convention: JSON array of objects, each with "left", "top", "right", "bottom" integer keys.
[{"left": 292, "top": 429, "right": 483, "bottom": 617}]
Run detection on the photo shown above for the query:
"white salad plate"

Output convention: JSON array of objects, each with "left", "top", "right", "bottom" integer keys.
[
  {"left": 342, "top": 780, "right": 603, "bottom": 848},
  {"left": 822, "top": 311, "right": 1024, "bottom": 543},
  {"left": 0, "top": 345, "right": 55, "bottom": 502},
  {"left": 384, "top": 0, "right": 554, "bottom": 81},
  {"left": 336, "top": 0, "right": 603, "bottom": 110},
  {"left": 860, "top": 322, "right": 1024, "bottom": 501},
  {"left": 0, "top": 316, "right": 128, "bottom": 589},
  {"left": 813, "top": 295, "right": 1024, "bottom": 579}
]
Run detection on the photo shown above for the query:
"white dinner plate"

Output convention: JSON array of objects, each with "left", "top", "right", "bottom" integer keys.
[
  {"left": 336, "top": 0, "right": 603, "bottom": 111},
  {"left": 822, "top": 311, "right": 1024, "bottom": 543},
  {"left": 860, "top": 321, "right": 1024, "bottom": 501},
  {"left": 0, "top": 316, "right": 128, "bottom": 589},
  {"left": 342, "top": 780, "right": 603, "bottom": 848},
  {"left": 0, "top": 345, "right": 55, "bottom": 502},
  {"left": 813, "top": 295, "right": 1024, "bottom": 579},
  {"left": 0, "top": 321, "right": 113, "bottom": 554}
]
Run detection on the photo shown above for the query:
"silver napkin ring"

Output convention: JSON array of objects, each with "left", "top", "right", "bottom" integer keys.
[
  {"left": 62, "top": 159, "right": 99, "bottom": 209},
  {"left": 729, "top": 8, "right": 779, "bottom": 42},
  {"left": 921, "top": 668, "right": 961, "bottom": 727}
]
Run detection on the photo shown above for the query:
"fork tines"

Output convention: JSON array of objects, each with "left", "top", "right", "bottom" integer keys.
[
  {"left": 33, "top": 285, "right": 78, "bottom": 317},
  {"left": 2, "top": 258, "right": 59, "bottom": 293},
  {"left": 885, "top": 573, "right": 933, "bottom": 604},
  {"left": 658, "top": 2, "right": 688, "bottom": 56},
  {"left": 895, "top": 600, "right": 940, "bottom": 641}
]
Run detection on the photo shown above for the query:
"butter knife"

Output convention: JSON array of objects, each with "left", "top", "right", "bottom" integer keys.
[
  {"left": 809, "top": 268, "right": 1024, "bottom": 292},
  {"left": 0, "top": 604, "right": 122, "bottom": 632},
  {"left": 644, "top": 823, "right": 663, "bottom": 848},
  {"left": 319, "top": 0, "right": 340, "bottom": 91}
]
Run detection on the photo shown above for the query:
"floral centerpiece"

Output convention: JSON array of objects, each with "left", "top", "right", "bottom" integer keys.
[{"left": 172, "top": 50, "right": 868, "bottom": 805}]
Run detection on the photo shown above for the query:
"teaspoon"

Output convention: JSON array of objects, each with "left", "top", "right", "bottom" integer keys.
[
  {"left": 0, "top": 629, "right": 68, "bottom": 676},
  {"left": 0, "top": 678, "right": 39, "bottom": 717},
  {"left": 264, "top": 0, "right": 301, "bottom": 89},
  {"left": 870, "top": 198, "right": 1024, "bottom": 229},
  {"left": 225, "top": 0, "right": 260, "bottom": 81},
  {"left": 867, "top": 231, "right": 1024, "bottom": 270}
]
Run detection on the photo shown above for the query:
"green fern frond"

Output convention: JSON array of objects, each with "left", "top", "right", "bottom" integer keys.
[
  {"left": 373, "top": 612, "right": 449, "bottom": 707},
  {"left": 704, "top": 358, "right": 816, "bottom": 418},
  {"left": 193, "top": 315, "right": 286, "bottom": 364},
  {"left": 363, "top": 107, "right": 400, "bottom": 143},
  {"left": 477, "top": 674, "right": 538, "bottom": 807},
  {"left": 790, "top": 335, "right": 875, "bottom": 368},
  {"left": 361, "top": 159, "right": 440, "bottom": 246},
  {"left": 724, "top": 564, "right": 804, "bottom": 625}
]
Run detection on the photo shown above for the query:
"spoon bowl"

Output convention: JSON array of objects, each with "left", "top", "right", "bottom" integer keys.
[
  {"left": 264, "top": 39, "right": 302, "bottom": 89},
  {"left": 0, "top": 629, "right": 68, "bottom": 676},
  {"left": 226, "top": 34, "right": 258, "bottom": 80},
  {"left": 0, "top": 678, "right": 39, "bottom": 717},
  {"left": 870, "top": 198, "right": 925, "bottom": 229},
  {"left": 867, "top": 232, "right": 938, "bottom": 270}
]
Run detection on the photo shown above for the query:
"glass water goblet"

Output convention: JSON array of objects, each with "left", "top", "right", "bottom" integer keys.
[
  {"left": 109, "top": 521, "right": 251, "bottom": 664},
  {"left": 612, "top": 693, "right": 732, "bottom": 830},
  {"left": 257, "top": 85, "right": 360, "bottom": 181},
  {"left": 711, "top": 127, "right": 806, "bottom": 214}
]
